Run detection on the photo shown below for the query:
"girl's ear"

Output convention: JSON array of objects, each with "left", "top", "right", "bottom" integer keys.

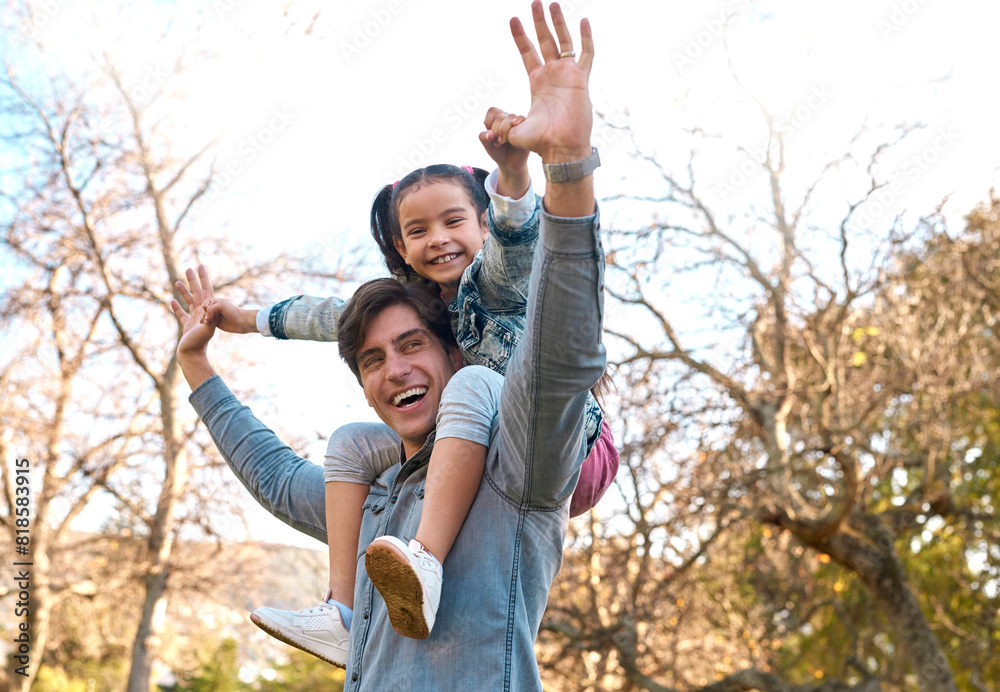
[{"left": 393, "top": 236, "right": 411, "bottom": 265}]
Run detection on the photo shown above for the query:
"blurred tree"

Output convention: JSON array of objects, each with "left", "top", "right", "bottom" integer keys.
[
  {"left": 0, "top": 8, "right": 338, "bottom": 691},
  {"left": 537, "top": 108, "right": 997, "bottom": 689},
  {"left": 177, "top": 639, "right": 243, "bottom": 692},
  {"left": 254, "top": 649, "right": 346, "bottom": 692}
]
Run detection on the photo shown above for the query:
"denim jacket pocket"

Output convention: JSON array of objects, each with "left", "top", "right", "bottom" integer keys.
[
  {"left": 358, "top": 489, "right": 390, "bottom": 558},
  {"left": 458, "top": 310, "right": 520, "bottom": 374},
  {"left": 397, "top": 481, "right": 426, "bottom": 538}
]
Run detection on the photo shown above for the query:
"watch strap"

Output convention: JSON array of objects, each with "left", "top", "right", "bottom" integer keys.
[{"left": 542, "top": 147, "right": 601, "bottom": 183}]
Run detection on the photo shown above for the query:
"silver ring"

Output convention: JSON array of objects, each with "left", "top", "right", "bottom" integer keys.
[{"left": 559, "top": 50, "right": 576, "bottom": 59}]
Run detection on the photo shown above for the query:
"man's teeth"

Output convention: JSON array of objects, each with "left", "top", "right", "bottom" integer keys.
[
  {"left": 393, "top": 387, "right": 428, "bottom": 406},
  {"left": 431, "top": 254, "right": 459, "bottom": 265}
]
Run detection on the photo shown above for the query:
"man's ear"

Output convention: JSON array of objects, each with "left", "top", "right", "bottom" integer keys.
[
  {"left": 479, "top": 210, "right": 490, "bottom": 239},
  {"left": 448, "top": 346, "right": 465, "bottom": 372},
  {"left": 393, "top": 236, "right": 410, "bottom": 265}
]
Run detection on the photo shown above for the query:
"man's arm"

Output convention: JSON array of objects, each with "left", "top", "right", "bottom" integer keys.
[
  {"left": 191, "top": 376, "right": 329, "bottom": 542},
  {"left": 171, "top": 265, "right": 329, "bottom": 540},
  {"left": 491, "top": 1, "right": 606, "bottom": 508}
]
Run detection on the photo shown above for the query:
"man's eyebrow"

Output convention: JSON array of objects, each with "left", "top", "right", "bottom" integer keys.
[
  {"left": 357, "top": 344, "right": 383, "bottom": 364},
  {"left": 403, "top": 206, "right": 469, "bottom": 230},
  {"left": 393, "top": 328, "right": 431, "bottom": 346},
  {"left": 358, "top": 328, "right": 431, "bottom": 364}
]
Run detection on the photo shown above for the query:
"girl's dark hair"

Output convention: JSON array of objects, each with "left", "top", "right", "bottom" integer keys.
[{"left": 371, "top": 164, "right": 491, "bottom": 280}]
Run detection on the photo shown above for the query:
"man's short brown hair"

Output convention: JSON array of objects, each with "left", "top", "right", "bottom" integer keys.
[{"left": 338, "top": 278, "right": 458, "bottom": 384}]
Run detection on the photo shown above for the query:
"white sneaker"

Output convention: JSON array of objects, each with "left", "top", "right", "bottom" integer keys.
[
  {"left": 365, "top": 536, "right": 443, "bottom": 639},
  {"left": 250, "top": 592, "right": 350, "bottom": 668}
]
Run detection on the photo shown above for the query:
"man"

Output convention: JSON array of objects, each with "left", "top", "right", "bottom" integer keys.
[{"left": 171, "top": 2, "right": 605, "bottom": 688}]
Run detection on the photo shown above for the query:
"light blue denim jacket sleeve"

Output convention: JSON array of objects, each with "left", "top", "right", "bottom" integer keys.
[
  {"left": 493, "top": 207, "right": 606, "bottom": 509},
  {"left": 267, "top": 294, "right": 344, "bottom": 341},
  {"left": 188, "top": 376, "right": 329, "bottom": 543},
  {"left": 470, "top": 194, "right": 542, "bottom": 313}
]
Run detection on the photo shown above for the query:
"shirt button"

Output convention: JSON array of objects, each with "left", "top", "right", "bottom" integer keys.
[
  {"left": 351, "top": 673, "right": 358, "bottom": 682},
  {"left": 390, "top": 495, "right": 397, "bottom": 503}
]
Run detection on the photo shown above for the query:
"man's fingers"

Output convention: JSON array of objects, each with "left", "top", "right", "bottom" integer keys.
[
  {"left": 175, "top": 279, "right": 194, "bottom": 308},
  {"left": 509, "top": 17, "right": 542, "bottom": 74},
  {"left": 170, "top": 298, "right": 189, "bottom": 322},
  {"left": 185, "top": 267, "right": 201, "bottom": 302},
  {"left": 198, "top": 264, "right": 215, "bottom": 299},
  {"left": 549, "top": 3, "right": 574, "bottom": 56},
  {"left": 531, "top": 0, "right": 559, "bottom": 62},
  {"left": 578, "top": 17, "right": 594, "bottom": 74}
]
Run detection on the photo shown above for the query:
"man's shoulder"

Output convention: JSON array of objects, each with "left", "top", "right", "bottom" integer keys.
[
  {"left": 325, "top": 421, "right": 400, "bottom": 460},
  {"left": 446, "top": 365, "right": 505, "bottom": 401}
]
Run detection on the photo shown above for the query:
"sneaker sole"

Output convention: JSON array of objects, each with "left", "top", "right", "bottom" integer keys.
[
  {"left": 249, "top": 612, "right": 347, "bottom": 669},
  {"left": 365, "top": 542, "right": 432, "bottom": 639}
]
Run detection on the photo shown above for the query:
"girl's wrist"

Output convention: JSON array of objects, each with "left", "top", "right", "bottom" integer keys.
[
  {"left": 497, "top": 168, "right": 530, "bottom": 199},
  {"left": 242, "top": 308, "right": 259, "bottom": 334}
]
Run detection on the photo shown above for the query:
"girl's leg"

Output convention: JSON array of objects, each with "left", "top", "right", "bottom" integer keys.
[
  {"left": 251, "top": 422, "right": 398, "bottom": 663},
  {"left": 365, "top": 438, "right": 486, "bottom": 640},
  {"left": 365, "top": 366, "right": 497, "bottom": 639},
  {"left": 326, "top": 481, "right": 371, "bottom": 605},
  {"left": 413, "top": 438, "right": 487, "bottom": 562}
]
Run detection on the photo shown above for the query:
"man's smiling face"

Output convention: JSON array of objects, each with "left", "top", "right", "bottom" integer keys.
[{"left": 357, "top": 303, "right": 464, "bottom": 458}]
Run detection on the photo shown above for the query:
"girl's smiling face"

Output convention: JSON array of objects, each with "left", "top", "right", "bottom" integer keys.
[{"left": 393, "top": 181, "right": 489, "bottom": 302}]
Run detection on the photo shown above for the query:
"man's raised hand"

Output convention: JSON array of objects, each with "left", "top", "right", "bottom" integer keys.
[
  {"left": 505, "top": 1, "right": 594, "bottom": 163},
  {"left": 170, "top": 265, "right": 220, "bottom": 387}
]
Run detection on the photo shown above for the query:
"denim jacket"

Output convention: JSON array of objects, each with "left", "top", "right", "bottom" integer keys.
[
  {"left": 189, "top": 208, "right": 607, "bottom": 691},
  {"left": 268, "top": 197, "right": 604, "bottom": 447}
]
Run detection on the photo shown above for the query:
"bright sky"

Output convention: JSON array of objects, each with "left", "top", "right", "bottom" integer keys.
[{"left": 6, "top": 0, "right": 1000, "bottom": 551}]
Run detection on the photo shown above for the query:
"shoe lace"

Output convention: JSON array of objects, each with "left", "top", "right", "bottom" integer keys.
[{"left": 300, "top": 600, "right": 336, "bottom": 616}]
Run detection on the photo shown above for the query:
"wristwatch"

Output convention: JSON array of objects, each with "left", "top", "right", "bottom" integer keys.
[{"left": 542, "top": 147, "right": 601, "bottom": 183}]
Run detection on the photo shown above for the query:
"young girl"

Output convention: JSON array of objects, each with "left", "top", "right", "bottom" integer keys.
[{"left": 204, "top": 114, "right": 618, "bottom": 665}]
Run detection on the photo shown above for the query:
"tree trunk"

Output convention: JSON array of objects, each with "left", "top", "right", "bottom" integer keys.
[
  {"left": 125, "top": 380, "right": 188, "bottom": 692},
  {"left": 821, "top": 519, "right": 957, "bottom": 692}
]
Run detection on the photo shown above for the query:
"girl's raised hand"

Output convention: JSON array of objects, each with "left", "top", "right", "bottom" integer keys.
[
  {"left": 480, "top": 107, "right": 530, "bottom": 198},
  {"left": 204, "top": 297, "right": 259, "bottom": 335}
]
